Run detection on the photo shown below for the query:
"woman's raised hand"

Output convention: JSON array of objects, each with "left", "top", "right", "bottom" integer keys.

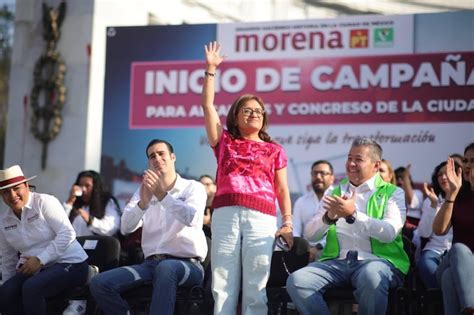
[
  {"left": 422, "top": 182, "right": 438, "bottom": 207},
  {"left": 446, "top": 157, "right": 462, "bottom": 196},
  {"left": 205, "top": 41, "right": 225, "bottom": 69}
]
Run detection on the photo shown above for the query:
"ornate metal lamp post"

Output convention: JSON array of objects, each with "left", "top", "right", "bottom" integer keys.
[{"left": 30, "top": 1, "right": 66, "bottom": 169}]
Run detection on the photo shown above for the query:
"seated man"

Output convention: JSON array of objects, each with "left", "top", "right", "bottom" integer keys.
[
  {"left": 0, "top": 165, "right": 89, "bottom": 315},
  {"left": 286, "top": 137, "right": 409, "bottom": 315},
  {"left": 90, "top": 139, "right": 208, "bottom": 315}
]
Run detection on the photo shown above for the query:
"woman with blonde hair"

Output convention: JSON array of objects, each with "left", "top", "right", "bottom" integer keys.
[{"left": 379, "top": 159, "right": 396, "bottom": 185}]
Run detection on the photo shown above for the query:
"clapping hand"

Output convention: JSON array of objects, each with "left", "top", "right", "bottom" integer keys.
[
  {"left": 323, "top": 193, "right": 356, "bottom": 220},
  {"left": 143, "top": 169, "right": 167, "bottom": 201},
  {"left": 422, "top": 182, "right": 438, "bottom": 208},
  {"left": 138, "top": 170, "right": 154, "bottom": 209},
  {"left": 445, "top": 157, "right": 463, "bottom": 199}
]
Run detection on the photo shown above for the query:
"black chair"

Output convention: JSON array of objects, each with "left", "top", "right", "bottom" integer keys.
[
  {"left": 266, "top": 237, "right": 310, "bottom": 315},
  {"left": 77, "top": 235, "right": 122, "bottom": 272},
  {"left": 121, "top": 236, "right": 212, "bottom": 315},
  {"left": 47, "top": 235, "right": 121, "bottom": 314},
  {"left": 409, "top": 236, "right": 444, "bottom": 315},
  {"left": 417, "top": 288, "right": 443, "bottom": 315},
  {"left": 411, "top": 260, "right": 443, "bottom": 315},
  {"left": 322, "top": 285, "right": 411, "bottom": 315}
]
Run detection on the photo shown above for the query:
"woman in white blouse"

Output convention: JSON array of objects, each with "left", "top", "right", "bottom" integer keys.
[
  {"left": 64, "top": 170, "right": 120, "bottom": 237},
  {"left": 62, "top": 170, "right": 120, "bottom": 315},
  {"left": 0, "top": 165, "right": 89, "bottom": 315},
  {"left": 415, "top": 161, "right": 455, "bottom": 288}
]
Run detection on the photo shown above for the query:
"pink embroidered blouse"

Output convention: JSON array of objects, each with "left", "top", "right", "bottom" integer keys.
[{"left": 211, "top": 130, "right": 288, "bottom": 216}]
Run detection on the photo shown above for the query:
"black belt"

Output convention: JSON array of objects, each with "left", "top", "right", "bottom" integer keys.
[{"left": 145, "top": 254, "right": 200, "bottom": 263}]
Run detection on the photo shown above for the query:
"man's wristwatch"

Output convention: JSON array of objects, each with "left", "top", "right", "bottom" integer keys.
[
  {"left": 322, "top": 211, "right": 338, "bottom": 225},
  {"left": 345, "top": 209, "right": 357, "bottom": 224}
]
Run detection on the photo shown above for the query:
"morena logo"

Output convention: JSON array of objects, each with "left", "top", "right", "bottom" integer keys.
[{"left": 234, "top": 31, "right": 344, "bottom": 52}]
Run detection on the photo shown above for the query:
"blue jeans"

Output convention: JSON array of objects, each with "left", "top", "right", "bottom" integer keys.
[
  {"left": 0, "top": 261, "right": 89, "bottom": 315},
  {"left": 436, "top": 243, "right": 474, "bottom": 314},
  {"left": 286, "top": 251, "right": 404, "bottom": 315},
  {"left": 418, "top": 249, "right": 443, "bottom": 288},
  {"left": 89, "top": 257, "right": 204, "bottom": 315}
]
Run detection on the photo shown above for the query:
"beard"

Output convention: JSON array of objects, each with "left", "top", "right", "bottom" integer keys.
[{"left": 312, "top": 182, "right": 327, "bottom": 194}]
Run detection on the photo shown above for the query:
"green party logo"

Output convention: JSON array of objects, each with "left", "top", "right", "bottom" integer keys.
[{"left": 374, "top": 28, "right": 394, "bottom": 48}]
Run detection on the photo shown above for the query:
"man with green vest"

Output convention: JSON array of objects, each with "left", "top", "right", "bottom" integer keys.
[{"left": 286, "top": 137, "right": 409, "bottom": 315}]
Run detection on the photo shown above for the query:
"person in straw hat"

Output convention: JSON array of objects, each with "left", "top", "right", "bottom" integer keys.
[{"left": 0, "top": 165, "right": 89, "bottom": 315}]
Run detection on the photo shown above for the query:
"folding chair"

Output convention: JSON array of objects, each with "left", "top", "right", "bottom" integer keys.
[
  {"left": 47, "top": 235, "right": 121, "bottom": 314},
  {"left": 266, "top": 237, "right": 310, "bottom": 315},
  {"left": 121, "top": 236, "right": 212, "bottom": 315}
]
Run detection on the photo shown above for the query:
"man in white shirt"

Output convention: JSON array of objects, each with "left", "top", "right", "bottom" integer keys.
[
  {"left": 90, "top": 139, "right": 208, "bottom": 315},
  {"left": 286, "top": 138, "right": 408, "bottom": 315},
  {"left": 0, "top": 165, "right": 89, "bottom": 315},
  {"left": 293, "top": 160, "right": 334, "bottom": 262}
]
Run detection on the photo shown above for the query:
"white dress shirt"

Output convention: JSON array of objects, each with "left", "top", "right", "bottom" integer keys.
[
  {"left": 415, "top": 197, "right": 452, "bottom": 254},
  {"left": 0, "top": 192, "right": 88, "bottom": 282},
  {"left": 120, "top": 174, "right": 208, "bottom": 261},
  {"left": 64, "top": 199, "right": 121, "bottom": 237},
  {"left": 304, "top": 174, "right": 406, "bottom": 260},
  {"left": 406, "top": 189, "right": 423, "bottom": 219},
  {"left": 293, "top": 188, "right": 332, "bottom": 247}
]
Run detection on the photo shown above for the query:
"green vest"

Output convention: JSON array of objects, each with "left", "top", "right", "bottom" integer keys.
[{"left": 319, "top": 174, "right": 410, "bottom": 274}]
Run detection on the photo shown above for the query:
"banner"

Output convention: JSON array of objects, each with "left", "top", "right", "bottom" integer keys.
[
  {"left": 130, "top": 52, "right": 473, "bottom": 128},
  {"left": 218, "top": 15, "right": 414, "bottom": 59},
  {"left": 101, "top": 13, "right": 473, "bottom": 203}
]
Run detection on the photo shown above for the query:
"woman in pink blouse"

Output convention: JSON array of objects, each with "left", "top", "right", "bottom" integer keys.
[{"left": 202, "top": 41, "right": 293, "bottom": 315}]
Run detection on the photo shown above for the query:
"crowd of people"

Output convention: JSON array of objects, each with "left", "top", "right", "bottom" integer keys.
[{"left": 0, "top": 41, "right": 472, "bottom": 315}]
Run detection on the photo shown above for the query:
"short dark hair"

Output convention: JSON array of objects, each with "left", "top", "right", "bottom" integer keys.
[
  {"left": 145, "top": 139, "right": 174, "bottom": 157},
  {"left": 311, "top": 160, "right": 334, "bottom": 174},
  {"left": 464, "top": 142, "right": 474, "bottom": 155},
  {"left": 394, "top": 166, "right": 415, "bottom": 187},
  {"left": 198, "top": 174, "right": 215, "bottom": 183},
  {"left": 351, "top": 137, "right": 382, "bottom": 161}
]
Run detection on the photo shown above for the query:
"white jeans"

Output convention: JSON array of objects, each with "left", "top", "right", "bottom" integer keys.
[{"left": 211, "top": 206, "right": 277, "bottom": 315}]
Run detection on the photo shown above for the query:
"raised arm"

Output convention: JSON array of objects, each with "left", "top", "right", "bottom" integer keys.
[
  {"left": 202, "top": 41, "right": 225, "bottom": 146},
  {"left": 400, "top": 164, "right": 415, "bottom": 206},
  {"left": 433, "top": 157, "right": 462, "bottom": 235}
]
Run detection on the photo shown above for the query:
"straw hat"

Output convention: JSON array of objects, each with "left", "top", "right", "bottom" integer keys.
[{"left": 0, "top": 165, "right": 37, "bottom": 190}]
